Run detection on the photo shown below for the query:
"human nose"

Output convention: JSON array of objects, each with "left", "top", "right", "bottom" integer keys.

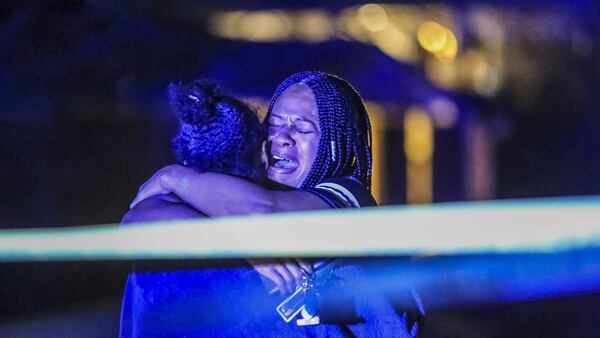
[{"left": 271, "top": 125, "right": 296, "bottom": 147}]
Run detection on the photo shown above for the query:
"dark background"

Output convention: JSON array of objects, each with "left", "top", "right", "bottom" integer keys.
[{"left": 1, "top": 0, "right": 599, "bottom": 336}]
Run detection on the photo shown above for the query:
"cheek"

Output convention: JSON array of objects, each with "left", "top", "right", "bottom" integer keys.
[{"left": 301, "top": 135, "right": 321, "bottom": 161}]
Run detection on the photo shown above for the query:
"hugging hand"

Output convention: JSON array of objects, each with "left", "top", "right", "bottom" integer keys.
[
  {"left": 248, "top": 258, "right": 313, "bottom": 295},
  {"left": 130, "top": 164, "right": 191, "bottom": 209}
]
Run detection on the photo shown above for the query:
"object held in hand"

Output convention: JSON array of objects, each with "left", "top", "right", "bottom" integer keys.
[
  {"left": 275, "top": 273, "right": 313, "bottom": 323},
  {"left": 297, "top": 307, "right": 320, "bottom": 326},
  {"left": 275, "top": 261, "right": 335, "bottom": 324}
]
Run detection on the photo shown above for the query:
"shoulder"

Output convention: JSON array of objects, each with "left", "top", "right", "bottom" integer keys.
[{"left": 304, "top": 177, "right": 377, "bottom": 209}]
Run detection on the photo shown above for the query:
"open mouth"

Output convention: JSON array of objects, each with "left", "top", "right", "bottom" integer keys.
[{"left": 270, "top": 154, "right": 299, "bottom": 170}]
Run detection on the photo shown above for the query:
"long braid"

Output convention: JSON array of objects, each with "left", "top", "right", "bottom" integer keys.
[
  {"left": 346, "top": 80, "right": 373, "bottom": 189},
  {"left": 266, "top": 71, "right": 373, "bottom": 190}
]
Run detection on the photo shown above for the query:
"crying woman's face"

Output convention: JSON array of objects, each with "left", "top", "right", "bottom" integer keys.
[{"left": 265, "top": 84, "right": 321, "bottom": 188}]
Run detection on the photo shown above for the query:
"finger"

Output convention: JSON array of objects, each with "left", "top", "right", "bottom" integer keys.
[
  {"left": 258, "top": 267, "right": 286, "bottom": 295},
  {"left": 130, "top": 183, "right": 160, "bottom": 208},
  {"left": 130, "top": 186, "right": 153, "bottom": 209},
  {"left": 272, "top": 264, "right": 295, "bottom": 294},
  {"left": 138, "top": 167, "right": 166, "bottom": 193},
  {"left": 272, "top": 264, "right": 294, "bottom": 294},
  {"left": 283, "top": 260, "right": 303, "bottom": 289},
  {"left": 130, "top": 172, "right": 167, "bottom": 208},
  {"left": 247, "top": 258, "right": 276, "bottom": 270},
  {"left": 130, "top": 195, "right": 143, "bottom": 209},
  {"left": 131, "top": 178, "right": 158, "bottom": 209},
  {"left": 296, "top": 259, "right": 313, "bottom": 274},
  {"left": 247, "top": 260, "right": 287, "bottom": 294}
]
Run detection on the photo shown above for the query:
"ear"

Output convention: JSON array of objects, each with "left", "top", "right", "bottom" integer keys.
[{"left": 261, "top": 141, "right": 270, "bottom": 170}]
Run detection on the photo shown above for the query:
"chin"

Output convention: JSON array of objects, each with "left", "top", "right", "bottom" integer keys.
[
  {"left": 273, "top": 177, "right": 298, "bottom": 188},
  {"left": 268, "top": 171, "right": 303, "bottom": 188}
]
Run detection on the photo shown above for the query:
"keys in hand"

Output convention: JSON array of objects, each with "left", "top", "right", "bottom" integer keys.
[
  {"left": 276, "top": 272, "right": 314, "bottom": 323},
  {"left": 248, "top": 258, "right": 313, "bottom": 295}
]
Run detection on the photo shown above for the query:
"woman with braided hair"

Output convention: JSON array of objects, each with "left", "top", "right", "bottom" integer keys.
[
  {"left": 265, "top": 71, "right": 373, "bottom": 192},
  {"left": 127, "top": 71, "right": 422, "bottom": 336}
]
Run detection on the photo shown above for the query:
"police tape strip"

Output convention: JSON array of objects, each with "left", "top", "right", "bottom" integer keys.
[{"left": 1, "top": 195, "right": 600, "bottom": 261}]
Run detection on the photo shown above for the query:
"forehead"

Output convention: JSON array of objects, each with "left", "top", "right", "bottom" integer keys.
[{"left": 271, "top": 84, "right": 318, "bottom": 121}]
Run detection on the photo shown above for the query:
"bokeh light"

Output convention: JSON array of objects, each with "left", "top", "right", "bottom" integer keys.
[
  {"left": 294, "top": 10, "right": 335, "bottom": 42},
  {"left": 417, "top": 21, "right": 449, "bottom": 52},
  {"left": 211, "top": 10, "right": 292, "bottom": 42},
  {"left": 428, "top": 97, "right": 458, "bottom": 129},
  {"left": 357, "top": 4, "right": 389, "bottom": 32},
  {"left": 433, "top": 27, "right": 458, "bottom": 62},
  {"left": 337, "top": 8, "right": 371, "bottom": 42},
  {"left": 418, "top": 21, "right": 459, "bottom": 62},
  {"left": 238, "top": 11, "right": 292, "bottom": 42},
  {"left": 404, "top": 106, "right": 434, "bottom": 204},
  {"left": 404, "top": 107, "right": 434, "bottom": 165},
  {"left": 210, "top": 11, "right": 245, "bottom": 39},
  {"left": 461, "top": 49, "right": 501, "bottom": 96},
  {"left": 370, "top": 25, "right": 417, "bottom": 62},
  {"left": 425, "top": 56, "right": 459, "bottom": 89}
]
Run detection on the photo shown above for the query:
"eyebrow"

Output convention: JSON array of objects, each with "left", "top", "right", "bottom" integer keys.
[
  {"left": 269, "top": 113, "right": 319, "bottom": 130},
  {"left": 269, "top": 114, "right": 317, "bottom": 124},
  {"left": 293, "top": 118, "right": 317, "bottom": 127}
]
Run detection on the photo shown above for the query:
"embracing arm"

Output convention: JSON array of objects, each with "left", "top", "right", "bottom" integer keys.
[
  {"left": 122, "top": 193, "right": 204, "bottom": 224},
  {"left": 128, "top": 165, "right": 330, "bottom": 293},
  {"left": 130, "top": 165, "right": 329, "bottom": 217}
]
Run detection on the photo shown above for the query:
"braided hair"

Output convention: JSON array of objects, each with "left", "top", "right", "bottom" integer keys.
[
  {"left": 266, "top": 71, "right": 373, "bottom": 190},
  {"left": 169, "top": 80, "right": 266, "bottom": 183}
]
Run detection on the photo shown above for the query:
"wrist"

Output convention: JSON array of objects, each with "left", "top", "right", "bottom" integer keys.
[
  {"left": 168, "top": 165, "right": 200, "bottom": 197},
  {"left": 159, "top": 165, "right": 185, "bottom": 194}
]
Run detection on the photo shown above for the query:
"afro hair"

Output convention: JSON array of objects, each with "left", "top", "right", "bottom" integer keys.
[{"left": 168, "top": 79, "right": 266, "bottom": 183}]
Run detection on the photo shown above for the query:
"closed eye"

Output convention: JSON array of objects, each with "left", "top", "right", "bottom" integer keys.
[
  {"left": 267, "top": 123, "right": 283, "bottom": 136},
  {"left": 295, "top": 122, "right": 316, "bottom": 134}
]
